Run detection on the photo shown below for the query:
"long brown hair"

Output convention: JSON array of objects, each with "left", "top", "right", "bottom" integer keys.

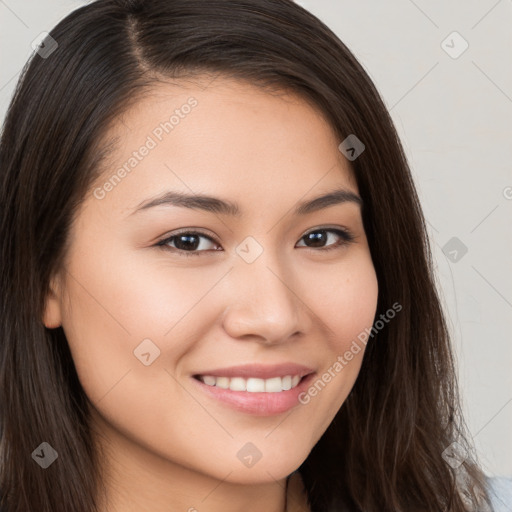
[{"left": 0, "top": 0, "right": 492, "bottom": 510}]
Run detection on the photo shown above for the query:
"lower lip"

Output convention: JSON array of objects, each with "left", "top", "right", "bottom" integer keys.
[{"left": 191, "top": 373, "right": 316, "bottom": 416}]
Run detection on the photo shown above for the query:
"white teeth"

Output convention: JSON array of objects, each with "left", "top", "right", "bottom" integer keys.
[
  {"left": 281, "top": 375, "right": 292, "bottom": 390},
  {"left": 215, "top": 376, "right": 230, "bottom": 389},
  {"left": 198, "top": 374, "right": 304, "bottom": 392},
  {"left": 264, "top": 377, "right": 282, "bottom": 393},
  {"left": 229, "top": 377, "right": 246, "bottom": 391},
  {"left": 202, "top": 375, "right": 216, "bottom": 386},
  {"left": 245, "top": 377, "right": 264, "bottom": 392}
]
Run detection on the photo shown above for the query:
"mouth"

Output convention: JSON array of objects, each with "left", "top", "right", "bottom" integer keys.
[
  {"left": 190, "top": 371, "right": 316, "bottom": 416},
  {"left": 192, "top": 373, "right": 308, "bottom": 392}
]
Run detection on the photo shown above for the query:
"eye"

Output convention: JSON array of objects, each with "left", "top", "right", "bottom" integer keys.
[
  {"left": 155, "top": 230, "right": 220, "bottom": 257},
  {"left": 155, "top": 227, "right": 355, "bottom": 257},
  {"left": 296, "top": 228, "right": 355, "bottom": 252}
]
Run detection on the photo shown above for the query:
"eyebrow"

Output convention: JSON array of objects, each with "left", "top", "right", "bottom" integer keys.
[{"left": 129, "top": 187, "right": 363, "bottom": 217}]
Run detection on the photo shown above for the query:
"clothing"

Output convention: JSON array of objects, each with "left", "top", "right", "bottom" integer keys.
[{"left": 487, "top": 476, "right": 512, "bottom": 512}]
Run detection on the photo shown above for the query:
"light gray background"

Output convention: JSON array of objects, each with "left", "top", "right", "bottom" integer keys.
[{"left": 1, "top": 0, "right": 511, "bottom": 477}]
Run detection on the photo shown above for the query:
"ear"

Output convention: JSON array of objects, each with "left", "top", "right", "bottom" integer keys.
[{"left": 42, "top": 274, "right": 63, "bottom": 329}]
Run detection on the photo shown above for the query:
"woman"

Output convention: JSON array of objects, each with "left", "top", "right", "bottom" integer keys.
[{"left": 0, "top": 0, "right": 498, "bottom": 510}]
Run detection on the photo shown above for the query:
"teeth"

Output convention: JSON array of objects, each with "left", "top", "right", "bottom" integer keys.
[
  {"left": 229, "top": 377, "right": 246, "bottom": 391},
  {"left": 215, "top": 376, "right": 230, "bottom": 389},
  {"left": 202, "top": 375, "right": 217, "bottom": 386},
  {"left": 198, "top": 374, "right": 303, "bottom": 392}
]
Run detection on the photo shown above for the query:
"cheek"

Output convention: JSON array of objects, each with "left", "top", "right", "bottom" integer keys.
[
  {"left": 332, "top": 263, "right": 379, "bottom": 350},
  {"left": 329, "top": 254, "right": 379, "bottom": 382},
  {"left": 58, "top": 241, "right": 229, "bottom": 436},
  {"left": 296, "top": 252, "right": 378, "bottom": 435},
  {"left": 61, "top": 241, "right": 216, "bottom": 348},
  {"left": 305, "top": 249, "right": 379, "bottom": 351},
  {"left": 58, "top": 263, "right": 209, "bottom": 462}
]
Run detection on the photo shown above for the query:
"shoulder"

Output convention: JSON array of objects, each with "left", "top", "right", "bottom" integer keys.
[{"left": 486, "top": 476, "right": 512, "bottom": 511}]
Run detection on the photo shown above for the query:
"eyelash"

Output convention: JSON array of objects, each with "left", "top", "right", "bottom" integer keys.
[{"left": 155, "top": 227, "right": 355, "bottom": 257}]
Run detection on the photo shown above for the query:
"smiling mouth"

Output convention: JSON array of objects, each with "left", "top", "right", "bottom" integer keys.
[
  {"left": 193, "top": 374, "right": 309, "bottom": 393},
  {"left": 191, "top": 371, "right": 317, "bottom": 416}
]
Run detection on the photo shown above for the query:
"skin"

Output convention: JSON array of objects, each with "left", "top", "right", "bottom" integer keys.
[{"left": 43, "top": 75, "right": 379, "bottom": 512}]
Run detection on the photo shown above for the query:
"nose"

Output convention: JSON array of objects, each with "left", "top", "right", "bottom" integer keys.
[{"left": 220, "top": 255, "right": 310, "bottom": 345}]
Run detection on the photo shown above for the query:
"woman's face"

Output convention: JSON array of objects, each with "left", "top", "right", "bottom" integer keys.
[{"left": 44, "top": 76, "right": 378, "bottom": 488}]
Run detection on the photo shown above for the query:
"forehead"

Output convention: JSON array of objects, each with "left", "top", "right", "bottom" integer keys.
[{"left": 89, "top": 75, "right": 358, "bottom": 216}]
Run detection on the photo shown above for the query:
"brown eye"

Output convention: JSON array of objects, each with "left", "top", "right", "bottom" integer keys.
[
  {"left": 156, "top": 230, "right": 220, "bottom": 256},
  {"left": 296, "top": 228, "right": 354, "bottom": 252}
]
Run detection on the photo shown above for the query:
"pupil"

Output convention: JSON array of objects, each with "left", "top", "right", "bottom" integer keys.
[
  {"left": 306, "top": 231, "right": 326, "bottom": 247},
  {"left": 176, "top": 234, "right": 199, "bottom": 250}
]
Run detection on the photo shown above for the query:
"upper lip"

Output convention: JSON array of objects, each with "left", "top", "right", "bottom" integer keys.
[{"left": 193, "top": 363, "right": 315, "bottom": 380}]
